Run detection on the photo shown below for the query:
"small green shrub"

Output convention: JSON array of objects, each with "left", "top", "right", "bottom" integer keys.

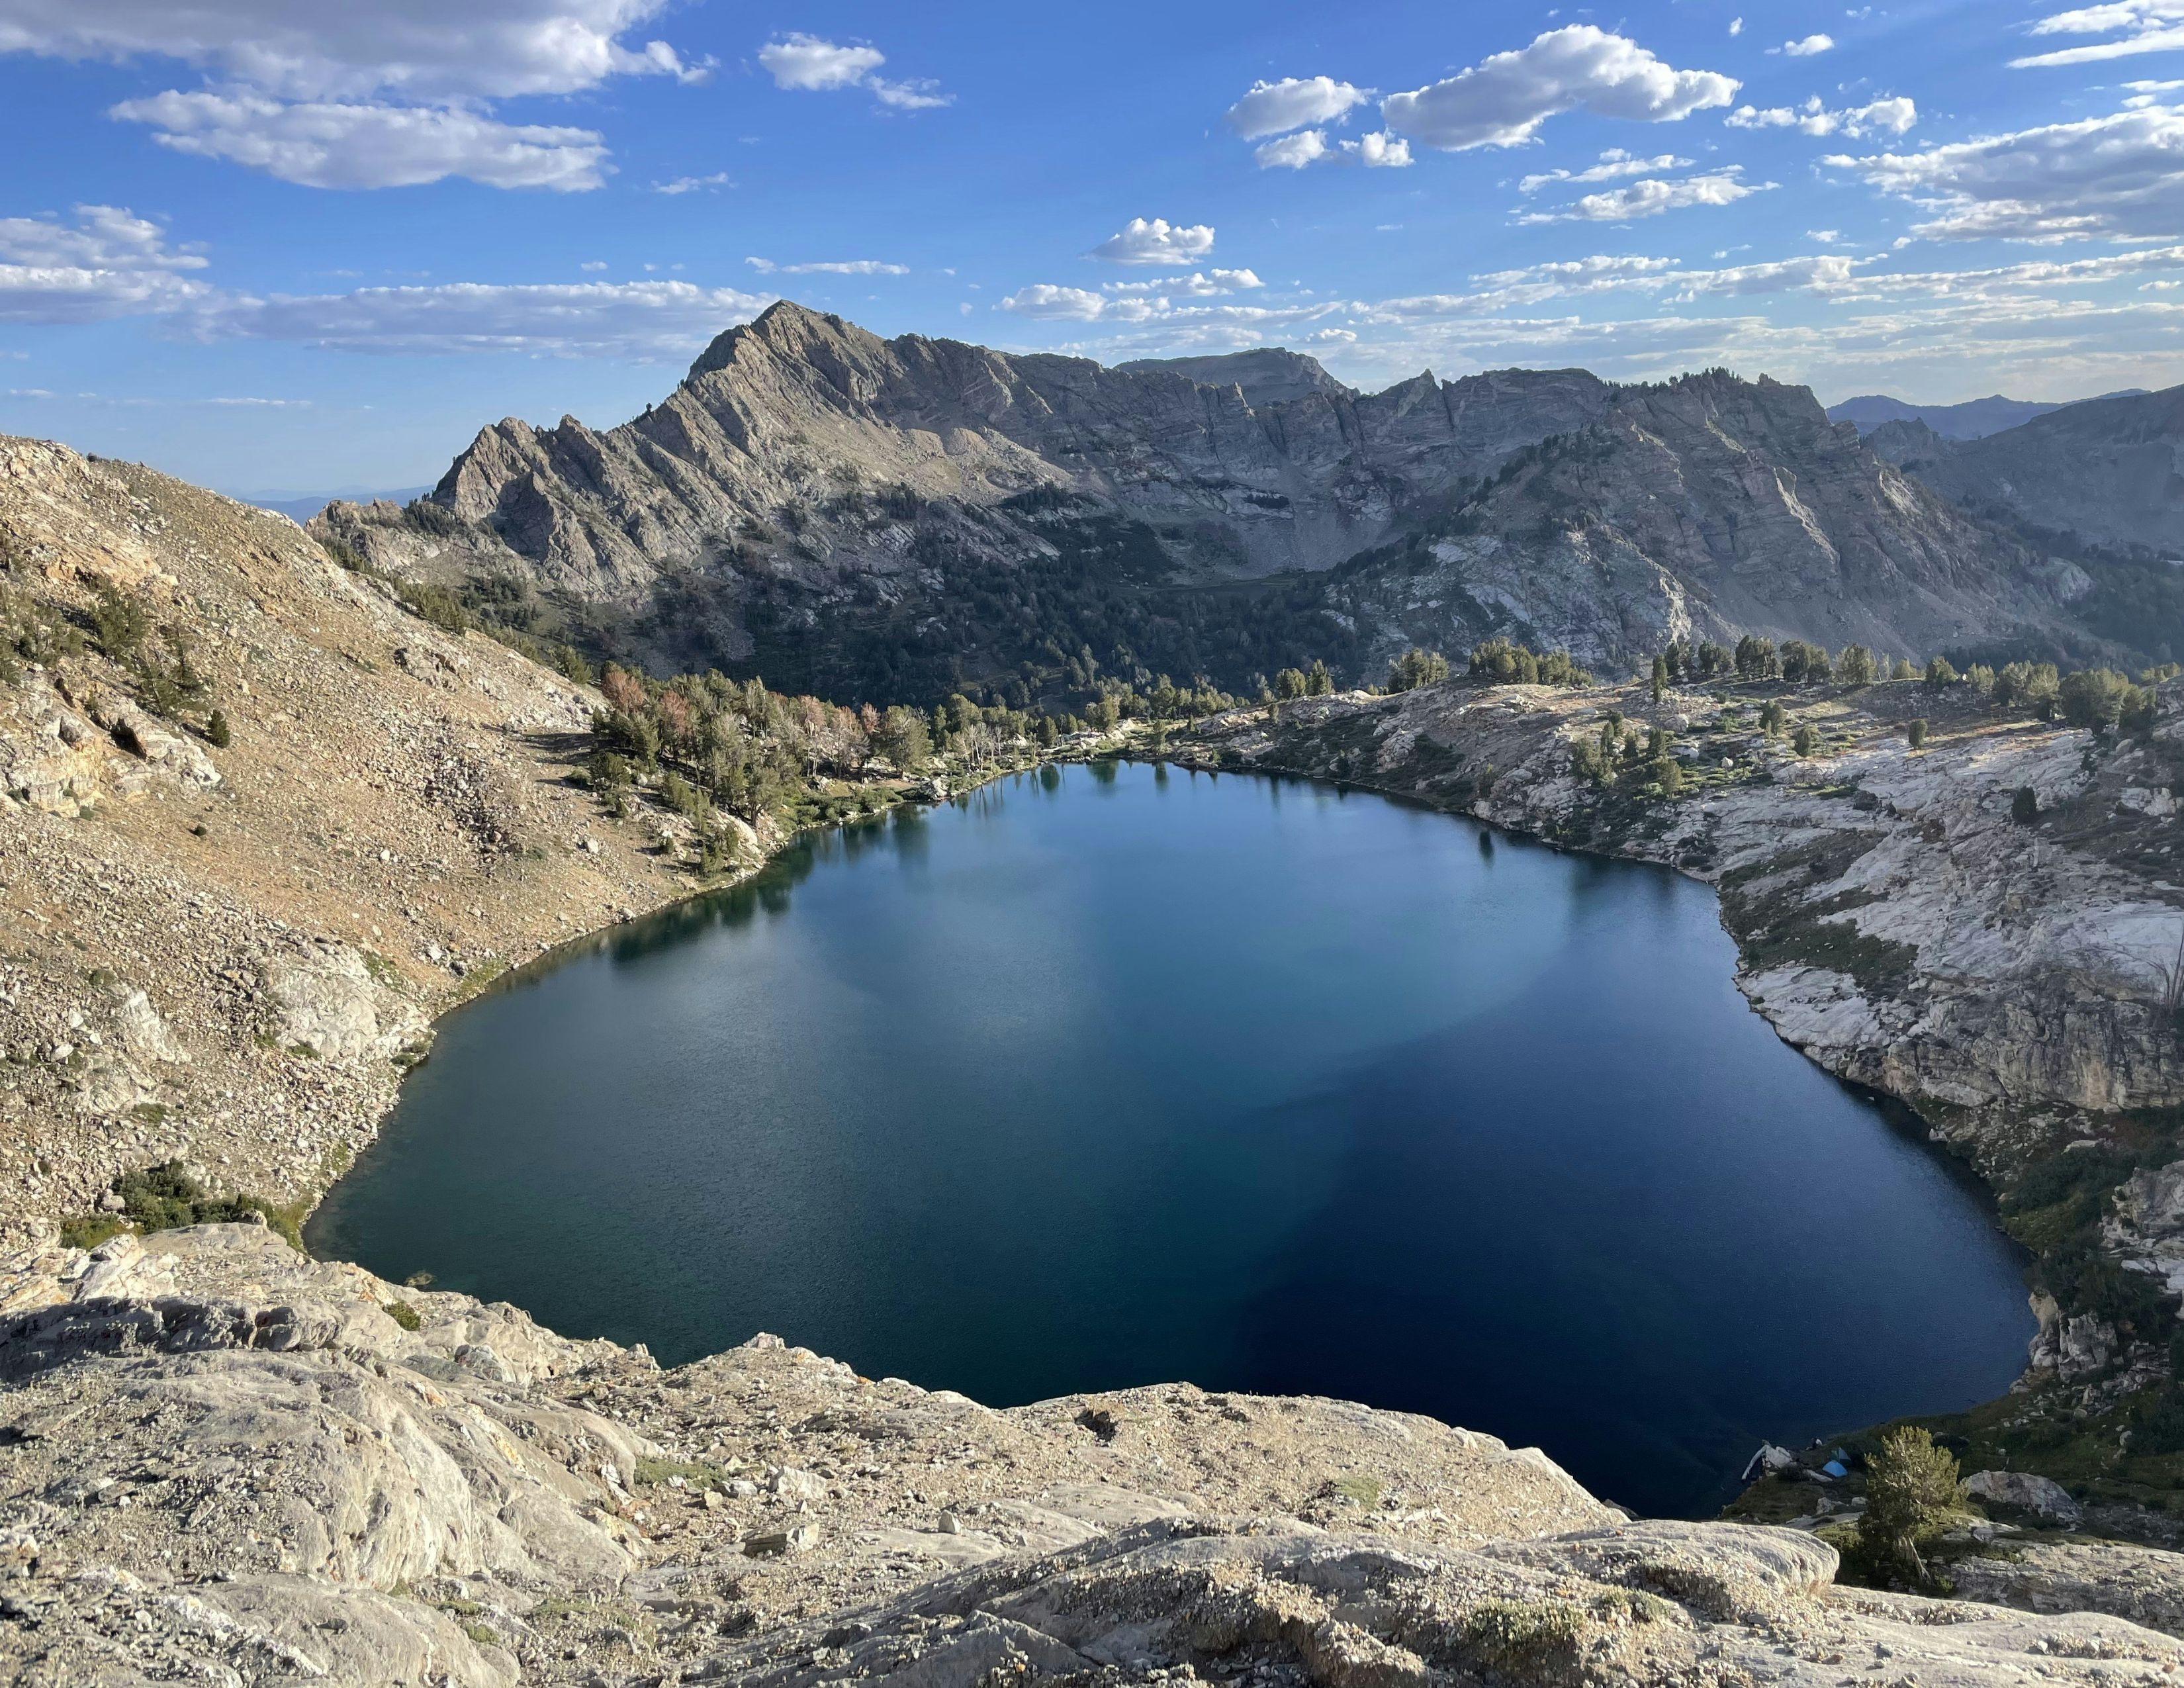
[
  {"left": 399, "top": 580, "right": 471, "bottom": 635},
  {"left": 383, "top": 1299, "right": 422, "bottom": 1331},
  {"left": 1838, "top": 1425, "right": 1970, "bottom": 1589},
  {"left": 89, "top": 583, "right": 150, "bottom": 659},
  {"left": 62, "top": 1160, "right": 306, "bottom": 1252},
  {"left": 2012, "top": 785, "right": 2040, "bottom": 824},
  {"left": 1792, "top": 723, "right": 1819, "bottom": 757},
  {"left": 1907, "top": 718, "right": 1928, "bottom": 750},
  {"left": 59, "top": 1213, "right": 128, "bottom": 1250},
  {"left": 205, "top": 708, "right": 232, "bottom": 747}
]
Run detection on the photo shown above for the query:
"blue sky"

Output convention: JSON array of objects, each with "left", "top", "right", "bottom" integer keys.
[{"left": 3, "top": 0, "right": 2183, "bottom": 494}]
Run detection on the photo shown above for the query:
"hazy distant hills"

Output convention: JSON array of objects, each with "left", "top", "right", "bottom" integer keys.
[
  {"left": 1827, "top": 390, "right": 2150, "bottom": 441},
  {"left": 1866, "top": 385, "right": 2184, "bottom": 559},
  {"left": 239, "top": 485, "right": 430, "bottom": 524},
  {"left": 309, "top": 302, "right": 2156, "bottom": 702}
]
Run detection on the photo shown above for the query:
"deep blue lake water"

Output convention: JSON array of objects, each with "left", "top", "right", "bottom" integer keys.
[{"left": 307, "top": 761, "right": 2033, "bottom": 1517}]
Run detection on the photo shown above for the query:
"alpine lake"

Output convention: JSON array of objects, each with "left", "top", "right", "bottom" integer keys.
[{"left": 308, "top": 760, "right": 2034, "bottom": 1518}]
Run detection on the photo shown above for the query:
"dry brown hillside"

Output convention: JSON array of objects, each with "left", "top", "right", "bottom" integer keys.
[{"left": 0, "top": 436, "right": 706, "bottom": 1237}]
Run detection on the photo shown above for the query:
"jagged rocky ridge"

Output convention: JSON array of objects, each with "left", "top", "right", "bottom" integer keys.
[{"left": 314, "top": 303, "right": 2102, "bottom": 703}]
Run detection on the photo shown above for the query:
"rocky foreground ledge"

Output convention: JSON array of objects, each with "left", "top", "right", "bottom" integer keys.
[{"left": 9, "top": 1223, "right": 2184, "bottom": 1688}]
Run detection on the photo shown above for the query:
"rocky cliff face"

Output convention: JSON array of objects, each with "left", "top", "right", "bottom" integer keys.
[
  {"left": 314, "top": 305, "right": 2083, "bottom": 702},
  {"left": 1332, "top": 373, "right": 2091, "bottom": 675},
  {"left": 1871, "top": 385, "right": 2184, "bottom": 559},
  {"left": 1115, "top": 347, "right": 1352, "bottom": 408}
]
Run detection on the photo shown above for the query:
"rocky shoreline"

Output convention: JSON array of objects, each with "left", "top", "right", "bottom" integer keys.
[{"left": 1168, "top": 675, "right": 2184, "bottom": 1520}]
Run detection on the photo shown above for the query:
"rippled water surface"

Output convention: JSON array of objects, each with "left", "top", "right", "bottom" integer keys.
[{"left": 308, "top": 761, "right": 2032, "bottom": 1516}]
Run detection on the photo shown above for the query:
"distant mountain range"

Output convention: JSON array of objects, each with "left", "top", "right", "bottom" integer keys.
[
  {"left": 1866, "top": 386, "right": 2184, "bottom": 560},
  {"left": 1827, "top": 391, "right": 2149, "bottom": 441},
  {"left": 308, "top": 303, "right": 2175, "bottom": 701},
  {"left": 234, "top": 485, "right": 430, "bottom": 524}
]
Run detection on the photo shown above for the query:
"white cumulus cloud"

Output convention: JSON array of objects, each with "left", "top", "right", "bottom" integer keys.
[
  {"left": 1101, "top": 270, "right": 1264, "bottom": 297},
  {"left": 745, "top": 258, "right": 911, "bottom": 275},
  {"left": 1776, "top": 34, "right": 1837, "bottom": 55},
  {"left": 110, "top": 92, "right": 611, "bottom": 190},
  {"left": 1255, "top": 128, "right": 1411, "bottom": 169},
  {"left": 0, "top": 1, "right": 703, "bottom": 189},
  {"left": 1090, "top": 218, "right": 1216, "bottom": 265},
  {"left": 0, "top": 203, "right": 212, "bottom": 323},
  {"left": 1001, "top": 267, "right": 1268, "bottom": 320},
  {"left": 190, "top": 279, "right": 774, "bottom": 358},
  {"left": 1725, "top": 95, "right": 1917, "bottom": 136},
  {"left": 652, "top": 172, "right": 731, "bottom": 195},
  {"left": 1520, "top": 150, "right": 1691, "bottom": 192},
  {"left": 1381, "top": 26, "right": 1739, "bottom": 151},
  {"left": 1255, "top": 130, "right": 1328, "bottom": 168},
  {"left": 999, "top": 285, "right": 1158, "bottom": 322},
  {"left": 1224, "top": 75, "right": 1371, "bottom": 138},
  {"left": 0, "top": 0, "right": 698, "bottom": 101},
  {"left": 756, "top": 33, "right": 950, "bottom": 111},
  {"left": 2014, "top": 0, "right": 2184, "bottom": 68},
  {"left": 1519, "top": 166, "right": 1772, "bottom": 222},
  {"left": 1826, "top": 102, "right": 2184, "bottom": 240}
]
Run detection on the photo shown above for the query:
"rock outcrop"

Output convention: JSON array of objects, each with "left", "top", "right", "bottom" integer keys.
[{"left": 9, "top": 1222, "right": 2184, "bottom": 1687}]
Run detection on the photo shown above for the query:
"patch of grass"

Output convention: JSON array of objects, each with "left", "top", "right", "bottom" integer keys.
[
  {"left": 1327, "top": 1474, "right": 1385, "bottom": 1508},
  {"left": 1718, "top": 1474, "right": 1812, "bottom": 1526},
  {"left": 633, "top": 1456, "right": 735, "bottom": 1491},
  {"left": 1592, "top": 1587, "right": 1675, "bottom": 1625},
  {"left": 1461, "top": 1599, "right": 1587, "bottom": 1664},
  {"left": 359, "top": 950, "right": 403, "bottom": 986},
  {"left": 1720, "top": 837, "right": 1917, "bottom": 998},
  {"left": 455, "top": 957, "right": 510, "bottom": 1000},
  {"left": 58, "top": 1214, "right": 128, "bottom": 1250},
  {"left": 383, "top": 1300, "right": 422, "bottom": 1332},
  {"left": 130, "top": 1102, "right": 167, "bottom": 1125},
  {"left": 463, "top": 1624, "right": 498, "bottom": 1648},
  {"left": 287, "top": 1041, "right": 320, "bottom": 1060},
  {"left": 1735, "top": 908, "right": 1919, "bottom": 1000}
]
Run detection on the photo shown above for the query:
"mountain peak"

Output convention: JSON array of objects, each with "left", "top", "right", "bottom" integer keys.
[
  {"left": 685, "top": 299, "right": 862, "bottom": 384},
  {"left": 1115, "top": 348, "right": 1352, "bottom": 409}
]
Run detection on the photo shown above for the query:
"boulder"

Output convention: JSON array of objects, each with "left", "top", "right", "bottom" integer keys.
[
  {"left": 263, "top": 942, "right": 424, "bottom": 1062},
  {"left": 1968, "top": 1470, "right": 2085, "bottom": 1526}
]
